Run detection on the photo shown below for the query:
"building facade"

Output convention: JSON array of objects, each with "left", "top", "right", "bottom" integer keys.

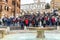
[
  {"left": 21, "top": 2, "right": 46, "bottom": 13},
  {"left": 51, "top": 0, "right": 60, "bottom": 9},
  {"left": 0, "top": 0, "right": 20, "bottom": 18}
]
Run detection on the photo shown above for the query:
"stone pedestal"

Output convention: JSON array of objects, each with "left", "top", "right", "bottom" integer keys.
[
  {"left": 37, "top": 30, "right": 45, "bottom": 38},
  {"left": 0, "top": 30, "right": 5, "bottom": 38},
  {"left": 0, "top": 27, "right": 8, "bottom": 38}
]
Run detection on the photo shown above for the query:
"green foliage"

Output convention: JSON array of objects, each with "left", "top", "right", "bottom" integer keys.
[{"left": 45, "top": 3, "right": 50, "bottom": 9}]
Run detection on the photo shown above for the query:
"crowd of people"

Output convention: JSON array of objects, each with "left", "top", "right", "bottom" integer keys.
[{"left": 0, "top": 10, "right": 60, "bottom": 29}]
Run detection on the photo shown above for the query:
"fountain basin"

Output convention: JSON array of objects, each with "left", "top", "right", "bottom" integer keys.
[
  {"left": 44, "top": 30, "right": 60, "bottom": 40},
  {"left": 0, "top": 30, "right": 37, "bottom": 40}
]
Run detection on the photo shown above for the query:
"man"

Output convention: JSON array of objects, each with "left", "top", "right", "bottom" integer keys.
[
  {"left": 2, "top": 17, "right": 8, "bottom": 26},
  {"left": 51, "top": 16, "right": 56, "bottom": 26},
  {"left": 44, "top": 16, "right": 49, "bottom": 26}
]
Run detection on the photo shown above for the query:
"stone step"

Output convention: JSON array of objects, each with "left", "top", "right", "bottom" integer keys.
[
  {"left": 10, "top": 26, "right": 22, "bottom": 30},
  {"left": 9, "top": 30, "right": 37, "bottom": 34},
  {"left": 27, "top": 27, "right": 57, "bottom": 30}
]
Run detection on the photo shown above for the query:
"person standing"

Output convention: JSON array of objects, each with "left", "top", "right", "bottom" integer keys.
[
  {"left": 2, "top": 17, "right": 8, "bottom": 26},
  {"left": 0, "top": 18, "right": 2, "bottom": 25},
  {"left": 44, "top": 16, "right": 49, "bottom": 26},
  {"left": 57, "top": 16, "right": 60, "bottom": 26},
  {"left": 51, "top": 16, "right": 56, "bottom": 26},
  {"left": 24, "top": 18, "right": 29, "bottom": 27}
]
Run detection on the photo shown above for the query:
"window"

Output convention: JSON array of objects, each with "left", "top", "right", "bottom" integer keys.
[
  {"left": 4, "top": 6, "right": 6, "bottom": 10},
  {"left": 12, "top": 1, "right": 15, "bottom": 5},
  {"left": 17, "top": 3, "right": 20, "bottom": 8},
  {"left": 7, "top": 7, "right": 9, "bottom": 11},
  {"left": 17, "top": 3, "right": 19, "bottom": 7},
  {"left": 19, "top": 5, "right": 20, "bottom": 8},
  {"left": 0, "top": 5, "right": 2, "bottom": 12},
  {"left": 4, "top": 6, "right": 9, "bottom": 11}
]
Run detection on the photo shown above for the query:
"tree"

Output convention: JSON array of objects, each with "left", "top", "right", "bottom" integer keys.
[{"left": 45, "top": 3, "right": 50, "bottom": 9}]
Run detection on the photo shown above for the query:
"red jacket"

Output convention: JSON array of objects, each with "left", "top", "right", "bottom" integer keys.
[
  {"left": 25, "top": 19, "right": 29, "bottom": 25},
  {"left": 44, "top": 17, "right": 48, "bottom": 21},
  {"left": 51, "top": 18, "right": 55, "bottom": 23}
]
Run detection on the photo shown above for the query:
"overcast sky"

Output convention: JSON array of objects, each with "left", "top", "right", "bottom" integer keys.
[{"left": 21, "top": 0, "right": 51, "bottom": 4}]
